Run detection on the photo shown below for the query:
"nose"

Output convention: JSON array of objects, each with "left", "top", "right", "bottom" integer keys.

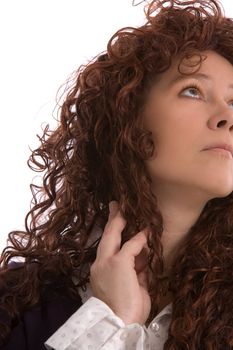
[{"left": 207, "top": 103, "right": 233, "bottom": 132}]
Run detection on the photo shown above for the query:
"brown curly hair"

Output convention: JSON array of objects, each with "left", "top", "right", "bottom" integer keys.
[{"left": 1, "top": 0, "right": 233, "bottom": 348}]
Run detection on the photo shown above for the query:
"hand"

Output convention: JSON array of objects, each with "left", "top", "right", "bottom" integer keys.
[{"left": 90, "top": 200, "right": 151, "bottom": 325}]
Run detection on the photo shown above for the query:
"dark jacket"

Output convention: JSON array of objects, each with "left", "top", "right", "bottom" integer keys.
[{"left": 0, "top": 263, "right": 83, "bottom": 350}]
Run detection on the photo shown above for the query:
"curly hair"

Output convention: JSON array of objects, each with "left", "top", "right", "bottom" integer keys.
[{"left": 1, "top": 0, "right": 233, "bottom": 348}]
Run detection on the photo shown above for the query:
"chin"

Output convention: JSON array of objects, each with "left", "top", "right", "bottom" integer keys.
[
  {"left": 198, "top": 179, "right": 233, "bottom": 200},
  {"left": 208, "top": 186, "right": 233, "bottom": 199}
]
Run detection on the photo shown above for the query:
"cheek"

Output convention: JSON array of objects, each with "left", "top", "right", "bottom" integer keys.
[
  {"left": 144, "top": 103, "right": 202, "bottom": 163},
  {"left": 154, "top": 127, "right": 192, "bottom": 161},
  {"left": 144, "top": 125, "right": 196, "bottom": 179},
  {"left": 144, "top": 143, "right": 191, "bottom": 182}
]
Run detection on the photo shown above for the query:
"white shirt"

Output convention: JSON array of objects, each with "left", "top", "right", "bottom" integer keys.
[
  {"left": 44, "top": 282, "right": 172, "bottom": 350},
  {"left": 44, "top": 225, "right": 172, "bottom": 349}
]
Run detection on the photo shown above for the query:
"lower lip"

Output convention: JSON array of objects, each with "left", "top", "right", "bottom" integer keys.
[{"left": 205, "top": 148, "right": 233, "bottom": 159}]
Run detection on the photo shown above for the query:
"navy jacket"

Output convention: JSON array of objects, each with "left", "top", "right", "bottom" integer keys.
[
  {"left": 1, "top": 295, "right": 82, "bottom": 350},
  {"left": 0, "top": 263, "right": 83, "bottom": 350}
]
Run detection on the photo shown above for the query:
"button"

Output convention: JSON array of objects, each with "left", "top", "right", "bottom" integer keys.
[{"left": 150, "top": 321, "right": 160, "bottom": 332}]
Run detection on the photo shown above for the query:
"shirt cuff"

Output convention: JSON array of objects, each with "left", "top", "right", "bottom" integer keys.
[{"left": 44, "top": 296, "right": 127, "bottom": 350}]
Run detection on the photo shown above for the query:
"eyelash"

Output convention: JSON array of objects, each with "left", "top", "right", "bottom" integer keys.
[
  {"left": 180, "top": 82, "right": 203, "bottom": 98},
  {"left": 179, "top": 83, "right": 233, "bottom": 107}
]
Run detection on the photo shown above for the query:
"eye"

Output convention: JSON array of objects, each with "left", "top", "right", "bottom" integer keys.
[
  {"left": 180, "top": 82, "right": 203, "bottom": 99},
  {"left": 229, "top": 101, "right": 233, "bottom": 109}
]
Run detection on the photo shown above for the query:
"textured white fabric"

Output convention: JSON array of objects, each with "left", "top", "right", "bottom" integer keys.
[{"left": 44, "top": 283, "right": 172, "bottom": 350}]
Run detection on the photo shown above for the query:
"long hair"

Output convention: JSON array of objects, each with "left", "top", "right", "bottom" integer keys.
[{"left": 1, "top": 0, "right": 233, "bottom": 348}]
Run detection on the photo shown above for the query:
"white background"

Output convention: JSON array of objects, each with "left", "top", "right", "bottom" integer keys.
[{"left": 0, "top": 0, "right": 233, "bottom": 251}]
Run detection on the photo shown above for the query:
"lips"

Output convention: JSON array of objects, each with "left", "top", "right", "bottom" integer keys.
[{"left": 203, "top": 142, "right": 233, "bottom": 158}]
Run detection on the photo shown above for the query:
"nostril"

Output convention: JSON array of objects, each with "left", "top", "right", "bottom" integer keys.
[{"left": 217, "top": 120, "right": 227, "bottom": 127}]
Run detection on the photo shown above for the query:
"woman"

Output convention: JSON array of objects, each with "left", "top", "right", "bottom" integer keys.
[{"left": 1, "top": 0, "right": 233, "bottom": 348}]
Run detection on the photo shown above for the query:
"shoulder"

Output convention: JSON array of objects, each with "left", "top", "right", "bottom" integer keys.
[{"left": 0, "top": 261, "right": 83, "bottom": 350}]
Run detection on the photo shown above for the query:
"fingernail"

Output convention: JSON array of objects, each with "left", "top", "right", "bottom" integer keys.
[
  {"left": 109, "top": 200, "right": 117, "bottom": 213},
  {"left": 109, "top": 201, "right": 114, "bottom": 213}
]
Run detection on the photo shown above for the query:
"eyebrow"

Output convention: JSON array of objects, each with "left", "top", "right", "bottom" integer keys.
[{"left": 169, "top": 72, "right": 233, "bottom": 89}]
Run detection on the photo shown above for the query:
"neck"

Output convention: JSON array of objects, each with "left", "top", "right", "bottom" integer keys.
[{"left": 152, "top": 182, "right": 208, "bottom": 271}]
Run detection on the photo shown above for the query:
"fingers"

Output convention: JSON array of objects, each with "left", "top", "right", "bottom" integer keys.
[
  {"left": 96, "top": 201, "right": 149, "bottom": 264},
  {"left": 96, "top": 201, "right": 126, "bottom": 260},
  {"left": 119, "top": 230, "right": 148, "bottom": 261}
]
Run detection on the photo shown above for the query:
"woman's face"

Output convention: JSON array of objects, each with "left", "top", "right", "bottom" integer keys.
[{"left": 143, "top": 50, "right": 233, "bottom": 202}]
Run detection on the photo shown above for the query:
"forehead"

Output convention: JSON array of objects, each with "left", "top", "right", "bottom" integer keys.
[{"left": 156, "top": 50, "right": 233, "bottom": 87}]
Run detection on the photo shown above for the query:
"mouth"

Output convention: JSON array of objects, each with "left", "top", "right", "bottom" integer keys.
[
  {"left": 204, "top": 148, "right": 233, "bottom": 159},
  {"left": 202, "top": 142, "right": 233, "bottom": 159}
]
